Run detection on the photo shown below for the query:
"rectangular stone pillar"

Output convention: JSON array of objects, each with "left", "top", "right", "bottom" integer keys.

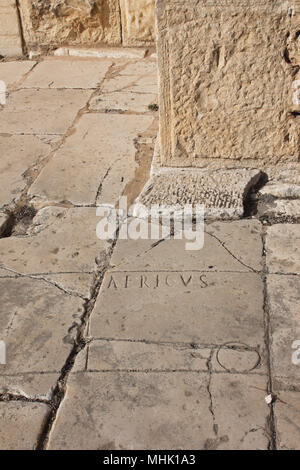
[
  {"left": 0, "top": 0, "right": 22, "bottom": 56},
  {"left": 157, "top": 0, "right": 300, "bottom": 168}
]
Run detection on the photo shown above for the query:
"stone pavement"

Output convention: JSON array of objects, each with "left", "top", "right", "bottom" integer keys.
[{"left": 0, "top": 55, "right": 299, "bottom": 450}]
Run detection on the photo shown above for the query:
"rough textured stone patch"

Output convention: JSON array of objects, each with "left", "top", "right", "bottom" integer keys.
[
  {"left": 19, "top": 0, "right": 121, "bottom": 48},
  {"left": 156, "top": 0, "right": 300, "bottom": 166},
  {"left": 275, "top": 391, "right": 300, "bottom": 450},
  {"left": 266, "top": 224, "right": 300, "bottom": 274},
  {"left": 120, "top": 0, "right": 155, "bottom": 46},
  {"left": 0, "top": 88, "right": 90, "bottom": 134},
  {"left": 0, "top": 135, "right": 52, "bottom": 209},
  {"left": 267, "top": 275, "right": 300, "bottom": 385},
  {"left": 29, "top": 114, "right": 154, "bottom": 206},
  {"left": 21, "top": 59, "right": 112, "bottom": 89},
  {"left": 0, "top": 402, "right": 49, "bottom": 450},
  {"left": 138, "top": 168, "right": 262, "bottom": 218},
  {"left": 48, "top": 372, "right": 269, "bottom": 450},
  {"left": 0, "top": 0, "right": 22, "bottom": 56}
]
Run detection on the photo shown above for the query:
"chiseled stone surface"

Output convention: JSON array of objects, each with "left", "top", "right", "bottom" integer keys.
[
  {"left": 0, "top": 88, "right": 90, "bottom": 134},
  {"left": 48, "top": 372, "right": 269, "bottom": 450},
  {"left": 90, "top": 271, "right": 264, "bottom": 346},
  {"left": 275, "top": 391, "right": 300, "bottom": 450},
  {"left": 21, "top": 58, "right": 112, "bottom": 89},
  {"left": 0, "top": 0, "right": 22, "bottom": 56},
  {"left": 120, "top": 0, "right": 155, "bottom": 46},
  {"left": 157, "top": 0, "right": 300, "bottom": 166},
  {"left": 266, "top": 224, "right": 300, "bottom": 274},
  {"left": 19, "top": 0, "right": 121, "bottom": 48},
  {"left": 0, "top": 61, "right": 35, "bottom": 87},
  {"left": 267, "top": 275, "right": 300, "bottom": 385},
  {"left": 0, "top": 135, "right": 52, "bottom": 209},
  {"left": 29, "top": 114, "right": 154, "bottom": 206},
  {"left": 0, "top": 402, "right": 49, "bottom": 450},
  {"left": 138, "top": 168, "right": 262, "bottom": 218}
]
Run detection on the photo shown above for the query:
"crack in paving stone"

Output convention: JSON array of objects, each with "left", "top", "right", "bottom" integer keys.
[
  {"left": 35, "top": 237, "right": 118, "bottom": 450},
  {"left": 0, "top": 265, "right": 87, "bottom": 300},
  {"left": 205, "top": 231, "right": 259, "bottom": 273},
  {"left": 0, "top": 391, "right": 50, "bottom": 405},
  {"left": 261, "top": 226, "right": 277, "bottom": 450}
]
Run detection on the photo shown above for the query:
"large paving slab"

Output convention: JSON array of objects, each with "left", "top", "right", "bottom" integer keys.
[
  {"left": 0, "top": 61, "right": 35, "bottom": 88},
  {"left": 0, "top": 276, "right": 84, "bottom": 396},
  {"left": 110, "top": 220, "right": 263, "bottom": 273},
  {"left": 90, "top": 270, "right": 264, "bottom": 347},
  {"left": 274, "top": 391, "right": 300, "bottom": 450},
  {"left": 90, "top": 220, "right": 265, "bottom": 354},
  {"left": 0, "top": 402, "right": 49, "bottom": 450},
  {"left": 21, "top": 59, "right": 112, "bottom": 89},
  {"left": 0, "top": 206, "right": 110, "bottom": 295},
  {"left": 100, "top": 58, "right": 158, "bottom": 95},
  {"left": 85, "top": 339, "right": 265, "bottom": 375},
  {"left": 267, "top": 275, "right": 300, "bottom": 386},
  {"left": 29, "top": 114, "right": 154, "bottom": 206},
  {"left": 0, "top": 134, "right": 52, "bottom": 209},
  {"left": 0, "top": 88, "right": 91, "bottom": 134},
  {"left": 48, "top": 372, "right": 269, "bottom": 450},
  {"left": 266, "top": 224, "right": 300, "bottom": 274}
]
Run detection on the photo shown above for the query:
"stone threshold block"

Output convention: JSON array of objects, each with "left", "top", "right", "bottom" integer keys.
[{"left": 137, "top": 145, "right": 262, "bottom": 218}]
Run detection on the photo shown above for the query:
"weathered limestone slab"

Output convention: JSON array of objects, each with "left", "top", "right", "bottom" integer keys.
[
  {"left": 0, "top": 135, "right": 52, "bottom": 209},
  {"left": 0, "top": 277, "right": 84, "bottom": 393},
  {"left": 209, "top": 374, "right": 270, "bottom": 450},
  {"left": 90, "top": 271, "right": 264, "bottom": 347},
  {"left": 267, "top": 275, "right": 300, "bottom": 385},
  {"left": 266, "top": 224, "right": 300, "bottom": 274},
  {"left": 120, "top": 0, "right": 155, "bottom": 46},
  {"left": 19, "top": 0, "right": 121, "bottom": 48},
  {"left": 258, "top": 198, "right": 300, "bottom": 219},
  {"left": 0, "top": 402, "right": 49, "bottom": 450},
  {"left": 275, "top": 391, "right": 300, "bottom": 450},
  {"left": 87, "top": 340, "right": 211, "bottom": 372},
  {"left": 89, "top": 91, "right": 157, "bottom": 114},
  {"left": 29, "top": 114, "right": 154, "bottom": 206},
  {"left": 21, "top": 58, "right": 112, "bottom": 89},
  {"left": 0, "top": 89, "right": 90, "bottom": 134},
  {"left": 0, "top": 61, "right": 34, "bottom": 88},
  {"left": 156, "top": 0, "right": 300, "bottom": 167},
  {"left": 48, "top": 372, "right": 269, "bottom": 450},
  {"left": 0, "top": 206, "right": 110, "bottom": 293},
  {"left": 110, "top": 220, "right": 263, "bottom": 273},
  {"left": 0, "top": 0, "right": 22, "bottom": 56}
]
